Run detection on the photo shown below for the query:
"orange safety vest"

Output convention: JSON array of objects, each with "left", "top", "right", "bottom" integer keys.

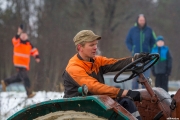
[{"left": 12, "top": 37, "right": 39, "bottom": 70}]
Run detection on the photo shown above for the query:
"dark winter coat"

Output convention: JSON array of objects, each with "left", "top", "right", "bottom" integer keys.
[
  {"left": 151, "top": 46, "right": 172, "bottom": 76},
  {"left": 125, "top": 24, "right": 156, "bottom": 55}
]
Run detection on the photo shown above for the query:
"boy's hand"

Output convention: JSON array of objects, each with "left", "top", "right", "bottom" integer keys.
[
  {"left": 17, "top": 27, "right": 23, "bottom": 35},
  {"left": 17, "top": 24, "right": 23, "bottom": 35}
]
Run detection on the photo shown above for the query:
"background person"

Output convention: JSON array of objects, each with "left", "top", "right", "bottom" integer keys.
[
  {"left": 1, "top": 25, "right": 40, "bottom": 98},
  {"left": 151, "top": 36, "right": 172, "bottom": 92},
  {"left": 125, "top": 14, "right": 156, "bottom": 89}
]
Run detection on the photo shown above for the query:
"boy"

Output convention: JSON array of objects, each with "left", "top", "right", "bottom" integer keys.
[
  {"left": 62, "top": 30, "right": 146, "bottom": 119},
  {"left": 151, "top": 36, "right": 172, "bottom": 92},
  {"left": 1, "top": 25, "right": 40, "bottom": 98}
]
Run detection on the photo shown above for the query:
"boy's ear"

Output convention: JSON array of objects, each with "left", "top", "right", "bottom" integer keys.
[{"left": 77, "top": 44, "right": 81, "bottom": 51}]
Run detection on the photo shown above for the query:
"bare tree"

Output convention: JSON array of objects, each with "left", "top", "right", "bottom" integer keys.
[{"left": 1, "top": 0, "right": 180, "bottom": 92}]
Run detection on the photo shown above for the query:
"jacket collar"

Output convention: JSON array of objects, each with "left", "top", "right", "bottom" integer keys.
[{"left": 77, "top": 53, "right": 95, "bottom": 63}]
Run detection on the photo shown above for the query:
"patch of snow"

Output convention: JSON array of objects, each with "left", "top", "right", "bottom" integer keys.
[
  {"left": 168, "top": 91, "right": 176, "bottom": 95},
  {"left": 0, "top": 90, "right": 177, "bottom": 120},
  {"left": 0, "top": 91, "right": 64, "bottom": 120}
]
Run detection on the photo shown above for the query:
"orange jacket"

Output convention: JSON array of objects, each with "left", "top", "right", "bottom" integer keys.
[
  {"left": 63, "top": 54, "right": 132, "bottom": 98},
  {"left": 12, "top": 35, "right": 39, "bottom": 70}
]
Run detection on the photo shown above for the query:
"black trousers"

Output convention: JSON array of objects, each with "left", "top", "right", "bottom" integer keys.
[
  {"left": 118, "top": 97, "right": 141, "bottom": 120},
  {"left": 155, "top": 74, "right": 169, "bottom": 92},
  {"left": 4, "top": 68, "right": 32, "bottom": 95}
]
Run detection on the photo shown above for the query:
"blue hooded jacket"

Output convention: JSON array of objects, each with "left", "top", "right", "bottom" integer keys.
[
  {"left": 125, "top": 24, "right": 156, "bottom": 55},
  {"left": 151, "top": 45, "right": 172, "bottom": 75}
]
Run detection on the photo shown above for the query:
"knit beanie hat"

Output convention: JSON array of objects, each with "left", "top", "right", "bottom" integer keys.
[{"left": 156, "top": 36, "right": 164, "bottom": 42}]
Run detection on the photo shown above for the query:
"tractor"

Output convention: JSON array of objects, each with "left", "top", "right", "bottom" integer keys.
[{"left": 8, "top": 53, "right": 180, "bottom": 120}]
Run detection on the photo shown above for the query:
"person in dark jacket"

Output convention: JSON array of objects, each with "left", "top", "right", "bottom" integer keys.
[
  {"left": 125, "top": 14, "right": 156, "bottom": 89},
  {"left": 151, "top": 36, "right": 172, "bottom": 92},
  {"left": 62, "top": 30, "right": 147, "bottom": 119}
]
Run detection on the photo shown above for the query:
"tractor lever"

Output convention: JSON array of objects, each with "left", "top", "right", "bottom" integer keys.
[
  {"left": 139, "top": 73, "right": 169, "bottom": 118},
  {"left": 153, "top": 111, "right": 163, "bottom": 120}
]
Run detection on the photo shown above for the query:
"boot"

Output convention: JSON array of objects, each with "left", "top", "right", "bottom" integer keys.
[
  {"left": 1, "top": 80, "right": 6, "bottom": 91},
  {"left": 26, "top": 87, "right": 36, "bottom": 98},
  {"left": 27, "top": 92, "right": 36, "bottom": 98}
]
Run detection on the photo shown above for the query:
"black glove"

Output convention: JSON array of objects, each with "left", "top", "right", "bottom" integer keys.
[
  {"left": 126, "top": 90, "right": 141, "bottom": 101},
  {"left": 134, "top": 52, "right": 149, "bottom": 61},
  {"left": 20, "top": 24, "right": 23, "bottom": 30}
]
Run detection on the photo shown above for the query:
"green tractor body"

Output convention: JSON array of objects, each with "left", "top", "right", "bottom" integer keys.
[{"left": 8, "top": 95, "right": 136, "bottom": 120}]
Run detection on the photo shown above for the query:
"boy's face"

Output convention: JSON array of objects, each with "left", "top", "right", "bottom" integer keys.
[
  {"left": 156, "top": 40, "right": 164, "bottom": 47},
  {"left": 79, "top": 40, "right": 98, "bottom": 58},
  {"left": 20, "top": 33, "right": 28, "bottom": 41}
]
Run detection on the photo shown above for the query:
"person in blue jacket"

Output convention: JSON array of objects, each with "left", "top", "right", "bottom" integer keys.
[
  {"left": 151, "top": 36, "right": 172, "bottom": 92},
  {"left": 125, "top": 14, "right": 156, "bottom": 89}
]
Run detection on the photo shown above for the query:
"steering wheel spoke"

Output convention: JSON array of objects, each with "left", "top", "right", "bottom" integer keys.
[
  {"left": 124, "top": 68, "right": 134, "bottom": 72},
  {"left": 129, "top": 72, "right": 136, "bottom": 78}
]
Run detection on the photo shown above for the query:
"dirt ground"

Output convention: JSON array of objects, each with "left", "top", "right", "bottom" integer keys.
[{"left": 33, "top": 110, "right": 107, "bottom": 120}]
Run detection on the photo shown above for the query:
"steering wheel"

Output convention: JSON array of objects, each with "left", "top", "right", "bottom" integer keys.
[{"left": 114, "top": 53, "right": 159, "bottom": 83}]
